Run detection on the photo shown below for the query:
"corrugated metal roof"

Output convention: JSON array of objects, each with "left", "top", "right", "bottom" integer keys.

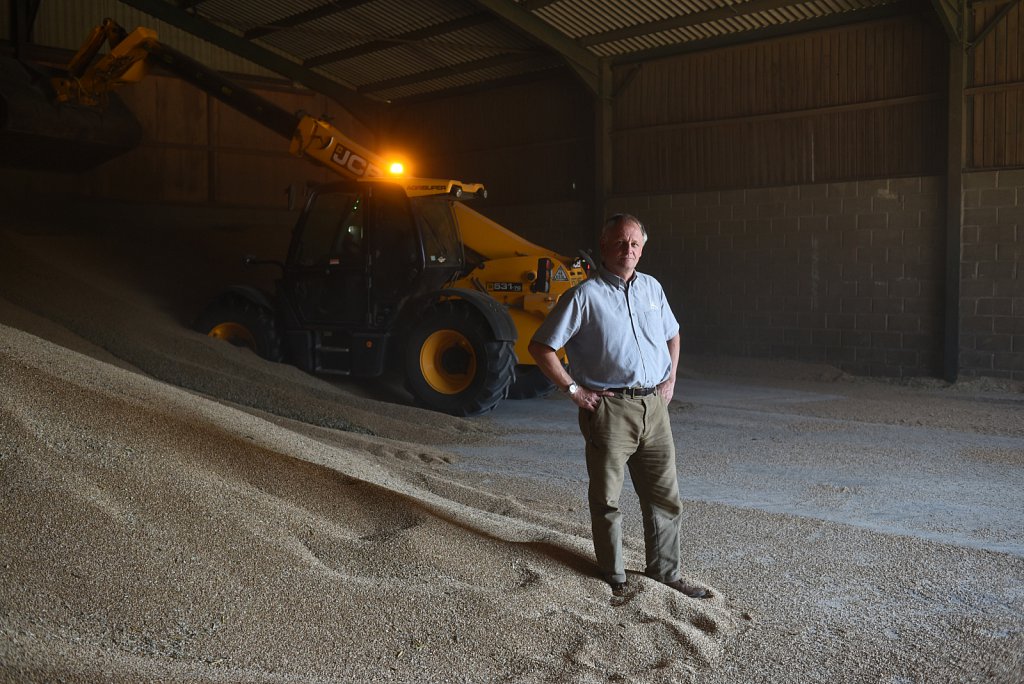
[
  {"left": 537, "top": 0, "right": 901, "bottom": 56},
  {"left": 12, "top": 0, "right": 913, "bottom": 104}
]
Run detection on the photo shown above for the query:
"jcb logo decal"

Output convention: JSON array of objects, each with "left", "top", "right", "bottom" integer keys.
[{"left": 331, "top": 144, "right": 381, "bottom": 178}]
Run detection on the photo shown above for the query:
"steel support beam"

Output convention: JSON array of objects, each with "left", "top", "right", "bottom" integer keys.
[
  {"left": 244, "top": 0, "right": 373, "bottom": 41},
  {"left": 594, "top": 59, "right": 612, "bottom": 241},
  {"left": 305, "top": 13, "right": 492, "bottom": 68},
  {"left": 470, "top": 0, "right": 599, "bottom": 94},
  {"left": 930, "top": 0, "right": 964, "bottom": 42},
  {"left": 944, "top": 33, "right": 966, "bottom": 382},
  {"left": 11, "top": 0, "right": 41, "bottom": 58}
]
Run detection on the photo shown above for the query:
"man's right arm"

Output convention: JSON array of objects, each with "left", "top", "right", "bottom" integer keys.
[
  {"left": 527, "top": 341, "right": 573, "bottom": 391},
  {"left": 528, "top": 341, "right": 611, "bottom": 412},
  {"left": 528, "top": 286, "right": 610, "bottom": 411}
]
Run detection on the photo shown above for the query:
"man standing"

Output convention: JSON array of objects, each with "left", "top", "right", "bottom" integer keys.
[{"left": 527, "top": 213, "right": 707, "bottom": 599}]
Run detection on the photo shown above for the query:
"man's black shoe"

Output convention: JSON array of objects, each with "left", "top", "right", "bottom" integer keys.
[
  {"left": 665, "top": 578, "right": 709, "bottom": 599},
  {"left": 610, "top": 580, "right": 628, "bottom": 595}
]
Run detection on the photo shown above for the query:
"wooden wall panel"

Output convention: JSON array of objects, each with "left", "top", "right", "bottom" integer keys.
[
  {"left": 385, "top": 76, "right": 593, "bottom": 203},
  {"left": 211, "top": 85, "right": 339, "bottom": 206},
  {"left": 414, "top": 137, "right": 590, "bottom": 205},
  {"left": 383, "top": 74, "right": 593, "bottom": 251},
  {"left": 215, "top": 153, "right": 326, "bottom": 208},
  {"left": 214, "top": 89, "right": 311, "bottom": 151},
  {"left": 28, "top": 72, "right": 367, "bottom": 208},
  {"left": 89, "top": 147, "right": 209, "bottom": 203},
  {"left": 968, "top": 1, "right": 1024, "bottom": 169},
  {"left": 612, "top": 13, "right": 948, "bottom": 192},
  {"left": 614, "top": 118, "right": 813, "bottom": 194},
  {"left": 615, "top": 100, "right": 945, "bottom": 194},
  {"left": 117, "top": 77, "right": 208, "bottom": 146},
  {"left": 70, "top": 75, "right": 210, "bottom": 203}
]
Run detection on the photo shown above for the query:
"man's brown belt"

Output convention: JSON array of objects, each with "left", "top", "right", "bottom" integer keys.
[{"left": 608, "top": 387, "right": 657, "bottom": 398}]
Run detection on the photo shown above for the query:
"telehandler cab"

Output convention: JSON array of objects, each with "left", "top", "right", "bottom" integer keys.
[
  {"left": 201, "top": 179, "right": 535, "bottom": 416},
  {"left": 0, "top": 18, "right": 592, "bottom": 415}
]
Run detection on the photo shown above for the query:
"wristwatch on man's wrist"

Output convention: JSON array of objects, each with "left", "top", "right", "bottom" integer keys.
[{"left": 564, "top": 381, "right": 579, "bottom": 396}]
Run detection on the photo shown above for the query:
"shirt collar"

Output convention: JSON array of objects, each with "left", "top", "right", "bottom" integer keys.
[{"left": 598, "top": 264, "right": 636, "bottom": 290}]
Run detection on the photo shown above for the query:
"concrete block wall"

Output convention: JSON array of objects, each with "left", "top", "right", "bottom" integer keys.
[
  {"left": 608, "top": 177, "right": 947, "bottom": 378},
  {"left": 961, "top": 170, "right": 1024, "bottom": 380}
]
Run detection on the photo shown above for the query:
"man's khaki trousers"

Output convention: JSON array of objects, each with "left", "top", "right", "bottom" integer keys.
[{"left": 578, "top": 393, "right": 683, "bottom": 585}]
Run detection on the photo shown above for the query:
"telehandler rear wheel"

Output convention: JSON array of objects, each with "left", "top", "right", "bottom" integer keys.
[
  {"left": 195, "top": 295, "right": 283, "bottom": 362},
  {"left": 404, "top": 303, "right": 515, "bottom": 416}
]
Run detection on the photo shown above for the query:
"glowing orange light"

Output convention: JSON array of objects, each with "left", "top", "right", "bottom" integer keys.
[{"left": 388, "top": 162, "right": 404, "bottom": 175}]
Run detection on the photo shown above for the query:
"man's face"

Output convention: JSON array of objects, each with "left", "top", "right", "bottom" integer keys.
[{"left": 600, "top": 220, "right": 645, "bottom": 279}]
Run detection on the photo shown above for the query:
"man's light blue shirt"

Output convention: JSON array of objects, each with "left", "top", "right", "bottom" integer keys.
[{"left": 531, "top": 266, "right": 679, "bottom": 390}]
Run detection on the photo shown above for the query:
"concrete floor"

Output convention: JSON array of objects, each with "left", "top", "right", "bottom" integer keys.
[
  {"left": 450, "top": 377, "right": 1024, "bottom": 557},
  {"left": 442, "top": 372, "right": 1024, "bottom": 682}
]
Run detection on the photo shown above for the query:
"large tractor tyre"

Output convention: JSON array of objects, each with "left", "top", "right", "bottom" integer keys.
[
  {"left": 194, "top": 295, "right": 283, "bottom": 362},
  {"left": 404, "top": 303, "right": 516, "bottom": 417},
  {"left": 507, "top": 364, "right": 557, "bottom": 400}
]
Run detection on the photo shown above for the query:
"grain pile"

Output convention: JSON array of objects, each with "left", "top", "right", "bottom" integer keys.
[
  {"left": 2, "top": 220, "right": 1022, "bottom": 684},
  {"left": 0, "top": 226, "right": 735, "bottom": 683}
]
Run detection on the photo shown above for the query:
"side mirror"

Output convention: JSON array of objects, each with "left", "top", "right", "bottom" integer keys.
[
  {"left": 531, "top": 257, "right": 552, "bottom": 293},
  {"left": 576, "top": 249, "right": 597, "bottom": 273}
]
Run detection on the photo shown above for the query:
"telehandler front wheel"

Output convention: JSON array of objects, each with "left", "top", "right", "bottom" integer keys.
[
  {"left": 195, "top": 295, "right": 283, "bottom": 362},
  {"left": 404, "top": 303, "right": 515, "bottom": 416},
  {"left": 507, "top": 364, "right": 557, "bottom": 400}
]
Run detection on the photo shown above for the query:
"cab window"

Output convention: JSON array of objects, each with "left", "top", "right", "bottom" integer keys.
[{"left": 296, "top": 190, "right": 364, "bottom": 267}]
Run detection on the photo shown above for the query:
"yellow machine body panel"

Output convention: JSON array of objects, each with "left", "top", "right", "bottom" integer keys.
[
  {"left": 51, "top": 23, "right": 156, "bottom": 106},
  {"left": 452, "top": 201, "right": 555, "bottom": 261},
  {"left": 449, "top": 254, "right": 586, "bottom": 364}
]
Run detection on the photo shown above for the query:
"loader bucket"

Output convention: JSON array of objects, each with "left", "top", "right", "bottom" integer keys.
[{"left": 0, "top": 56, "right": 141, "bottom": 173}]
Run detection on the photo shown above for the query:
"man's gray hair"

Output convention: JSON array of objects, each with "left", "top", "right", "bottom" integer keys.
[{"left": 601, "top": 213, "right": 648, "bottom": 244}]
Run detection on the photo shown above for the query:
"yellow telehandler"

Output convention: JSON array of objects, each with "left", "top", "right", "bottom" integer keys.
[{"left": 0, "top": 19, "right": 591, "bottom": 415}]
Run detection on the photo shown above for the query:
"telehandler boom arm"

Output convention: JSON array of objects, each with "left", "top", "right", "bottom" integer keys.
[
  {"left": 51, "top": 18, "right": 485, "bottom": 201},
  {"left": 45, "top": 18, "right": 571, "bottom": 265}
]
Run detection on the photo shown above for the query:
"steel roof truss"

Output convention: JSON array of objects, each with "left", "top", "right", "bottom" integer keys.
[
  {"left": 469, "top": 0, "right": 600, "bottom": 93},
  {"left": 244, "top": 0, "right": 375, "bottom": 41},
  {"left": 304, "top": 12, "right": 493, "bottom": 68},
  {"left": 117, "top": 0, "right": 381, "bottom": 125}
]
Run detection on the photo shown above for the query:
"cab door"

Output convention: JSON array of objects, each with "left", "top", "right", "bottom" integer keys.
[
  {"left": 366, "top": 181, "right": 422, "bottom": 326},
  {"left": 284, "top": 184, "right": 369, "bottom": 327}
]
